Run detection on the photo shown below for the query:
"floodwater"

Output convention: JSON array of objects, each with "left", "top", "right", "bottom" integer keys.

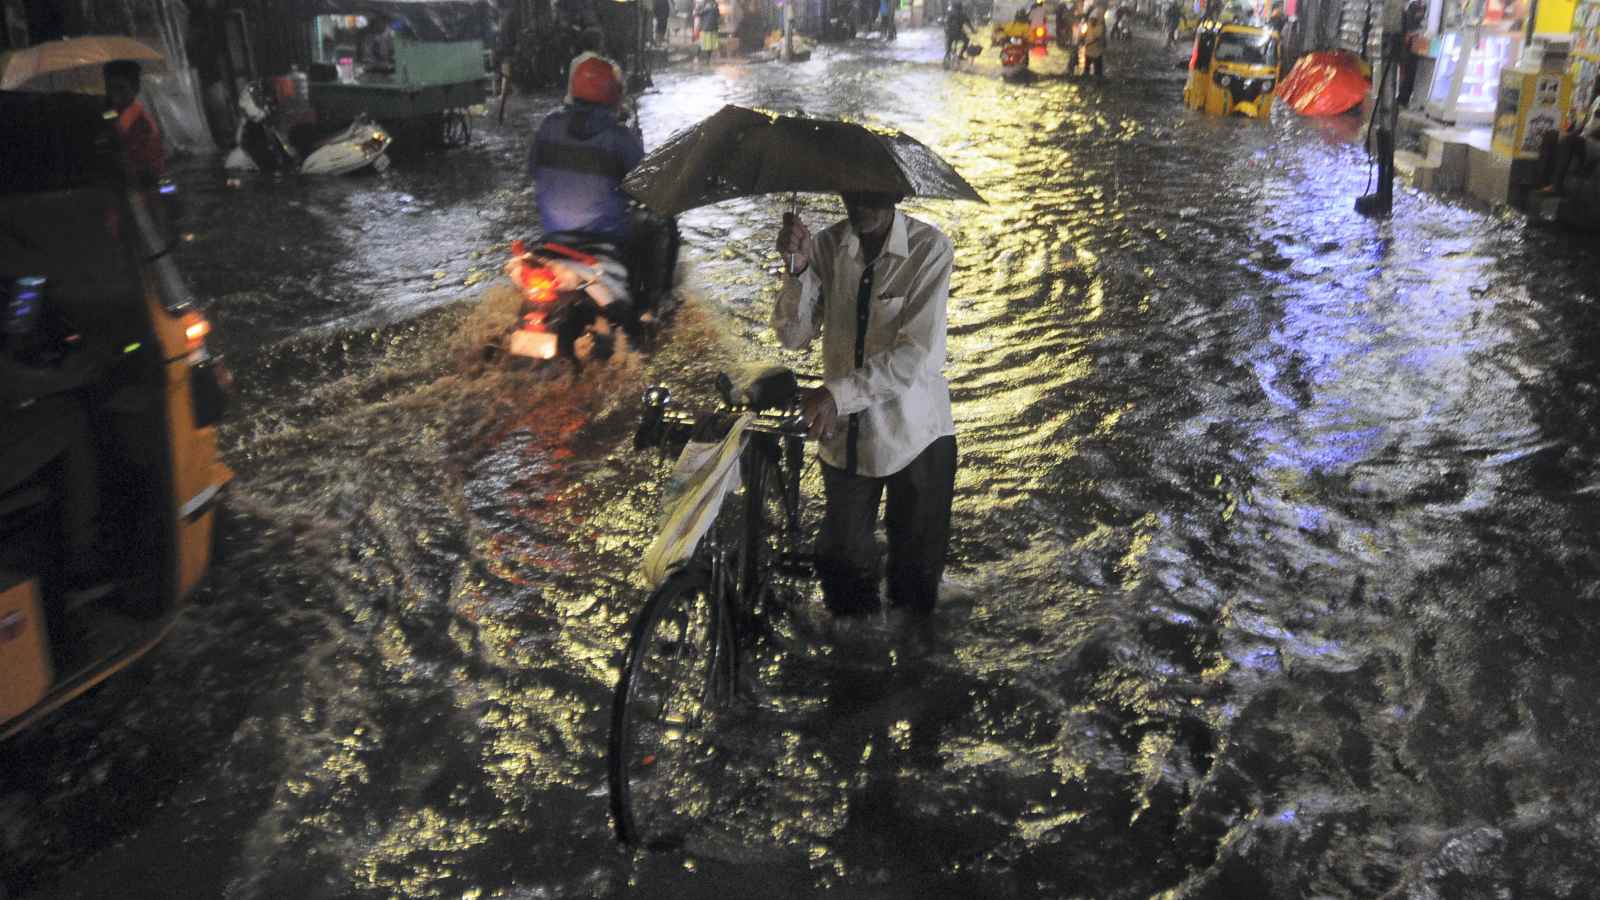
[{"left": 8, "top": 25, "right": 1600, "bottom": 900}]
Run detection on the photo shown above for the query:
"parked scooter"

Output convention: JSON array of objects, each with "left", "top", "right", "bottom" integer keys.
[{"left": 223, "top": 84, "right": 392, "bottom": 176}]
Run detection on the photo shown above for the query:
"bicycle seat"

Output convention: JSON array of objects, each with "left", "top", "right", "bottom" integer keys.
[{"left": 716, "top": 366, "right": 798, "bottom": 412}]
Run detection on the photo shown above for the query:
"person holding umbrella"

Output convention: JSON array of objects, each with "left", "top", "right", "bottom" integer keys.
[
  {"left": 621, "top": 106, "right": 983, "bottom": 624},
  {"left": 103, "top": 59, "right": 166, "bottom": 188},
  {"left": 773, "top": 194, "right": 957, "bottom": 623}
]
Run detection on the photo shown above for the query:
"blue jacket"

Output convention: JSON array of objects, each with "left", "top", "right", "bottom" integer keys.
[{"left": 529, "top": 102, "right": 645, "bottom": 243}]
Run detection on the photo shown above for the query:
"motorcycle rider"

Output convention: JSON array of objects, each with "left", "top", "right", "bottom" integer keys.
[
  {"left": 528, "top": 55, "right": 675, "bottom": 331},
  {"left": 1028, "top": 0, "right": 1049, "bottom": 41},
  {"left": 531, "top": 56, "right": 641, "bottom": 248}
]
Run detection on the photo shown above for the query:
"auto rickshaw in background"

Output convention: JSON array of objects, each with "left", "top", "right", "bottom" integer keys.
[
  {"left": 1184, "top": 21, "right": 1280, "bottom": 118},
  {"left": 1, "top": 91, "right": 233, "bottom": 741}
]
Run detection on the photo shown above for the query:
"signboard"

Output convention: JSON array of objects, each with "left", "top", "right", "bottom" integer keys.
[{"left": 1493, "top": 66, "right": 1572, "bottom": 157}]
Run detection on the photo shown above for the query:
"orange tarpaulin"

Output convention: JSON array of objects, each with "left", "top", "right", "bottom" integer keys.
[{"left": 1278, "top": 49, "right": 1371, "bottom": 116}]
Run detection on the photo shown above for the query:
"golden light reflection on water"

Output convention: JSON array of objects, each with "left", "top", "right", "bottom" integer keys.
[
  {"left": 353, "top": 807, "right": 491, "bottom": 894},
  {"left": 109, "top": 24, "right": 1600, "bottom": 900}
]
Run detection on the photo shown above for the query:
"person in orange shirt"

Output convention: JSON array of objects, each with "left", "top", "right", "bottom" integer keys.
[{"left": 103, "top": 60, "right": 166, "bottom": 188}]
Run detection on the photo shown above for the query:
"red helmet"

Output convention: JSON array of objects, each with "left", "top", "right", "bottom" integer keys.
[{"left": 568, "top": 55, "right": 623, "bottom": 106}]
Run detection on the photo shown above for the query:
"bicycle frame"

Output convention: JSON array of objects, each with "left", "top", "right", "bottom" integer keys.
[
  {"left": 635, "top": 378, "right": 816, "bottom": 680},
  {"left": 610, "top": 373, "right": 820, "bottom": 846}
]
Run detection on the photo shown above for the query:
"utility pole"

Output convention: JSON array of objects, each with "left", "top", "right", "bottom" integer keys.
[
  {"left": 1356, "top": 0, "right": 1408, "bottom": 216},
  {"left": 783, "top": 0, "right": 796, "bottom": 60}
]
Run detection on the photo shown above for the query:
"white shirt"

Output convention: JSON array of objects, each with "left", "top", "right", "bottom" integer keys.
[{"left": 771, "top": 210, "right": 956, "bottom": 477}]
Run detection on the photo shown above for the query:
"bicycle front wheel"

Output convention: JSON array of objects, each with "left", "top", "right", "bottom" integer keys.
[{"left": 608, "top": 569, "right": 732, "bottom": 847}]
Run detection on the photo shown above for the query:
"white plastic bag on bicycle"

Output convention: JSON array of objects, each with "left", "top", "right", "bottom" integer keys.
[{"left": 641, "top": 412, "right": 756, "bottom": 587}]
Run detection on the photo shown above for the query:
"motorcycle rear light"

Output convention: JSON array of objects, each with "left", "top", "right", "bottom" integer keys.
[{"left": 520, "top": 267, "right": 559, "bottom": 304}]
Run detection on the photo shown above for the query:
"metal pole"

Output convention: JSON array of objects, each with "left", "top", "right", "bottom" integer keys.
[
  {"left": 783, "top": 0, "right": 795, "bottom": 59},
  {"left": 1357, "top": 0, "right": 1408, "bottom": 215}
]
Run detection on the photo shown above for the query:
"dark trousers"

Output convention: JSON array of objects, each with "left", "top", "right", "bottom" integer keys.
[
  {"left": 1084, "top": 55, "right": 1103, "bottom": 77},
  {"left": 1546, "top": 131, "right": 1600, "bottom": 192},
  {"left": 627, "top": 208, "right": 679, "bottom": 317},
  {"left": 1397, "top": 55, "right": 1418, "bottom": 107},
  {"left": 817, "top": 435, "right": 956, "bottom": 616}
]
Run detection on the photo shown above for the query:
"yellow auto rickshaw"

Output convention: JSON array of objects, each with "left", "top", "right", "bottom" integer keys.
[
  {"left": 1184, "top": 21, "right": 1280, "bottom": 118},
  {"left": 1, "top": 91, "right": 233, "bottom": 741}
]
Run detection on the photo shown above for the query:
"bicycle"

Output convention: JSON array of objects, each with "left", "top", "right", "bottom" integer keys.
[
  {"left": 606, "top": 368, "right": 820, "bottom": 849},
  {"left": 944, "top": 34, "right": 981, "bottom": 69}
]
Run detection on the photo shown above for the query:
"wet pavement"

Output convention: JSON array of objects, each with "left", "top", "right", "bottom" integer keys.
[{"left": 8, "top": 24, "right": 1600, "bottom": 900}]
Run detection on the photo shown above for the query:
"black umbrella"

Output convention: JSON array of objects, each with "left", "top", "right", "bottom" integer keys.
[{"left": 623, "top": 105, "right": 986, "bottom": 215}]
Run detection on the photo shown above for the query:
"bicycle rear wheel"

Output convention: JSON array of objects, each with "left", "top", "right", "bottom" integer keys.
[{"left": 608, "top": 569, "right": 733, "bottom": 847}]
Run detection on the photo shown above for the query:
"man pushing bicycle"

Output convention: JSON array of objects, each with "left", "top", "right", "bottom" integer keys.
[{"left": 772, "top": 192, "right": 958, "bottom": 622}]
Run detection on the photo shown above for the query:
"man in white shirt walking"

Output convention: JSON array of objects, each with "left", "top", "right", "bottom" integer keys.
[{"left": 773, "top": 191, "right": 958, "bottom": 619}]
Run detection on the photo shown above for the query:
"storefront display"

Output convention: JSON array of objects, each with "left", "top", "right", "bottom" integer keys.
[
  {"left": 1426, "top": 27, "right": 1521, "bottom": 123},
  {"left": 1567, "top": 0, "right": 1600, "bottom": 120}
]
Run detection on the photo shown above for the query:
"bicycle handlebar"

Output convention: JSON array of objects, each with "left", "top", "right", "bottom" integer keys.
[{"left": 634, "top": 373, "right": 817, "bottom": 452}]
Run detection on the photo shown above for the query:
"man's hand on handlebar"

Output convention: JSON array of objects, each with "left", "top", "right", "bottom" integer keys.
[
  {"left": 777, "top": 213, "right": 816, "bottom": 276},
  {"left": 800, "top": 386, "right": 837, "bottom": 440}
]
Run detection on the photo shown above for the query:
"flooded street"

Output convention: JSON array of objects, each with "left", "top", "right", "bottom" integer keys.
[{"left": 8, "top": 26, "right": 1600, "bottom": 899}]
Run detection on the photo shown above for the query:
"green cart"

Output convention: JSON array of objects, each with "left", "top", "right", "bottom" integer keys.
[{"left": 303, "top": 1, "right": 493, "bottom": 145}]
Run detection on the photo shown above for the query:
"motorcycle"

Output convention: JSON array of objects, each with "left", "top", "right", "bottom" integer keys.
[
  {"left": 223, "top": 84, "right": 392, "bottom": 176},
  {"left": 999, "top": 32, "right": 1034, "bottom": 82},
  {"left": 497, "top": 215, "right": 681, "bottom": 366}
]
